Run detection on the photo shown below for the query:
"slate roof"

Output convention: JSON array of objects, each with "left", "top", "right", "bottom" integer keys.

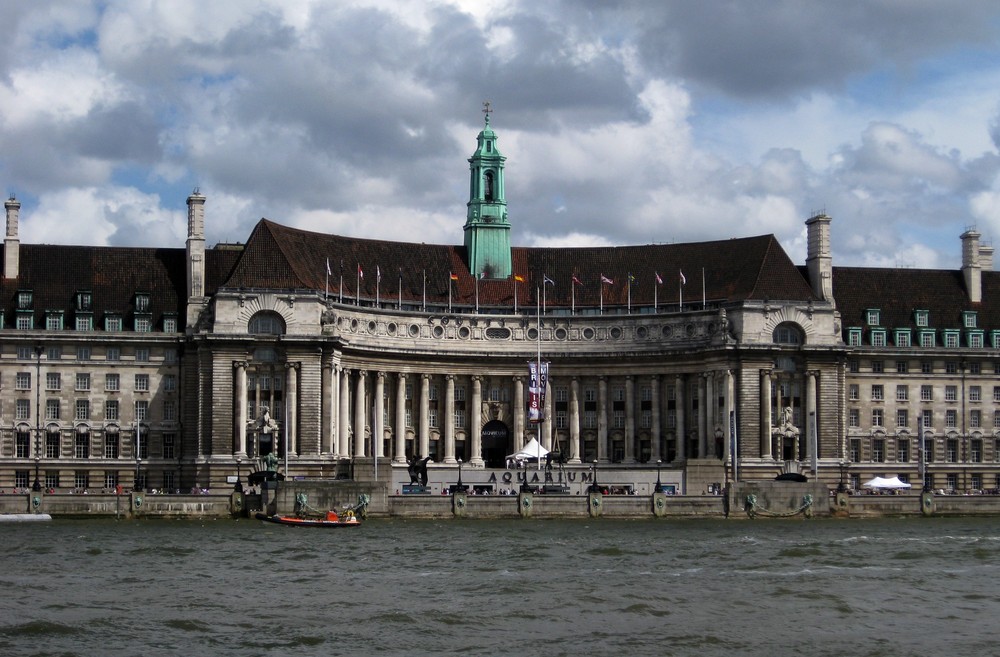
[
  {"left": 833, "top": 266, "right": 1000, "bottom": 333},
  {"left": 0, "top": 243, "right": 239, "bottom": 329},
  {"left": 221, "top": 220, "right": 818, "bottom": 308}
]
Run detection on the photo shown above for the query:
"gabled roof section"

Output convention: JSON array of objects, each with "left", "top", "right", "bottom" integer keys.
[
  {"left": 222, "top": 221, "right": 816, "bottom": 308},
  {"left": 835, "top": 266, "right": 1000, "bottom": 330}
]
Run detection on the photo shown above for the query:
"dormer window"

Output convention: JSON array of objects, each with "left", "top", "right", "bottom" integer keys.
[
  {"left": 914, "top": 310, "right": 929, "bottom": 327},
  {"left": 847, "top": 328, "right": 862, "bottom": 346},
  {"left": 134, "top": 293, "right": 150, "bottom": 312},
  {"left": 162, "top": 314, "right": 177, "bottom": 333},
  {"left": 17, "top": 290, "right": 32, "bottom": 310},
  {"left": 866, "top": 309, "right": 880, "bottom": 326},
  {"left": 45, "top": 311, "right": 64, "bottom": 331},
  {"left": 105, "top": 314, "right": 122, "bottom": 332},
  {"left": 76, "top": 291, "right": 92, "bottom": 312},
  {"left": 963, "top": 311, "right": 977, "bottom": 328}
]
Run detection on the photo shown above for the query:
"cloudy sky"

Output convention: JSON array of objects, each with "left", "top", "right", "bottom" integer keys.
[{"left": 3, "top": 1, "right": 1000, "bottom": 269}]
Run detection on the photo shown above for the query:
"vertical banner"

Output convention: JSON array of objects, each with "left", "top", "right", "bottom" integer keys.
[
  {"left": 528, "top": 361, "right": 542, "bottom": 423},
  {"left": 538, "top": 361, "right": 549, "bottom": 421}
]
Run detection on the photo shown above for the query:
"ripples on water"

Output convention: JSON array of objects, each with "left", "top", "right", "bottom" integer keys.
[{"left": 1, "top": 517, "right": 999, "bottom": 656}]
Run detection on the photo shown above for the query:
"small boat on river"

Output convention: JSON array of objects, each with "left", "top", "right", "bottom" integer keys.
[{"left": 255, "top": 510, "right": 361, "bottom": 528}]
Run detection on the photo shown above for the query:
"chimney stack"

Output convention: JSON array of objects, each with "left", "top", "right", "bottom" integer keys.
[
  {"left": 4, "top": 196, "right": 20, "bottom": 279},
  {"left": 805, "top": 213, "right": 833, "bottom": 302},
  {"left": 186, "top": 191, "right": 207, "bottom": 317},
  {"left": 961, "top": 228, "right": 982, "bottom": 303}
]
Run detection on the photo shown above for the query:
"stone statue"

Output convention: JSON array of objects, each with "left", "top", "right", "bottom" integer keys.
[
  {"left": 256, "top": 406, "right": 279, "bottom": 434},
  {"left": 263, "top": 451, "right": 278, "bottom": 472},
  {"left": 774, "top": 406, "right": 799, "bottom": 436},
  {"left": 407, "top": 455, "right": 432, "bottom": 487}
]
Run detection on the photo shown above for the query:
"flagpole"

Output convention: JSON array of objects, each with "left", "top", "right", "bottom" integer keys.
[
  {"left": 475, "top": 273, "right": 480, "bottom": 314},
  {"left": 600, "top": 275, "right": 604, "bottom": 315},
  {"left": 448, "top": 272, "right": 452, "bottom": 313},
  {"left": 702, "top": 267, "right": 706, "bottom": 309},
  {"left": 654, "top": 277, "right": 658, "bottom": 313},
  {"left": 356, "top": 263, "right": 361, "bottom": 306},
  {"left": 571, "top": 280, "right": 575, "bottom": 315},
  {"left": 325, "top": 258, "right": 329, "bottom": 301},
  {"left": 338, "top": 260, "right": 343, "bottom": 304},
  {"left": 536, "top": 287, "right": 542, "bottom": 472},
  {"left": 376, "top": 266, "right": 381, "bottom": 307},
  {"left": 422, "top": 269, "right": 426, "bottom": 312},
  {"left": 627, "top": 274, "right": 632, "bottom": 315},
  {"left": 514, "top": 277, "right": 518, "bottom": 314},
  {"left": 398, "top": 268, "right": 402, "bottom": 309}
]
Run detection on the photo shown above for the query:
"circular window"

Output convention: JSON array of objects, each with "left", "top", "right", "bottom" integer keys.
[
  {"left": 458, "top": 326, "right": 471, "bottom": 339},
  {"left": 387, "top": 322, "right": 397, "bottom": 335},
  {"left": 636, "top": 326, "right": 648, "bottom": 339},
  {"left": 686, "top": 324, "right": 695, "bottom": 337},
  {"left": 486, "top": 327, "right": 511, "bottom": 339},
  {"left": 662, "top": 325, "right": 672, "bottom": 338},
  {"left": 433, "top": 326, "right": 444, "bottom": 338},
  {"left": 555, "top": 327, "right": 567, "bottom": 340},
  {"left": 582, "top": 327, "right": 595, "bottom": 340},
  {"left": 610, "top": 327, "right": 622, "bottom": 339},
  {"left": 350, "top": 319, "right": 359, "bottom": 332},
  {"left": 408, "top": 324, "right": 420, "bottom": 337},
  {"left": 368, "top": 321, "right": 377, "bottom": 334},
  {"left": 527, "top": 328, "right": 538, "bottom": 340}
]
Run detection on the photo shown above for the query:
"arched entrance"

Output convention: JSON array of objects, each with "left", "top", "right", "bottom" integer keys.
[{"left": 481, "top": 420, "right": 510, "bottom": 468}]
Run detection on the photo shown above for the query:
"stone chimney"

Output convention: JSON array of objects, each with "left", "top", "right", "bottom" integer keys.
[
  {"left": 961, "top": 228, "right": 982, "bottom": 303},
  {"left": 185, "top": 191, "right": 207, "bottom": 329},
  {"left": 805, "top": 213, "right": 833, "bottom": 302},
  {"left": 979, "top": 242, "right": 994, "bottom": 272},
  {"left": 4, "top": 196, "right": 20, "bottom": 280}
]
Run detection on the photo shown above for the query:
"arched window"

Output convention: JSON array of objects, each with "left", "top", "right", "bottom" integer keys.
[
  {"left": 773, "top": 322, "right": 803, "bottom": 345},
  {"left": 249, "top": 311, "right": 285, "bottom": 336}
]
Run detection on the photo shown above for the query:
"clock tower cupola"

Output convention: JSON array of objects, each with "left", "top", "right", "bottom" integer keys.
[{"left": 463, "top": 102, "right": 512, "bottom": 279}]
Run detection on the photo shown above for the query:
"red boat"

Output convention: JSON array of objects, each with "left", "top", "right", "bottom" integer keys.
[{"left": 255, "top": 510, "right": 361, "bottom": 527}]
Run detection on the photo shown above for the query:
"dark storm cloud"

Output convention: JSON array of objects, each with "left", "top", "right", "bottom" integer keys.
[{"left": 67, "top": 101, "right": 161, "bottom": 161}]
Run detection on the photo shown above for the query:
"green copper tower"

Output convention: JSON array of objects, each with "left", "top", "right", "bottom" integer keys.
[{"left": 464, "top": 103, "right": 511, "bottom": 279}]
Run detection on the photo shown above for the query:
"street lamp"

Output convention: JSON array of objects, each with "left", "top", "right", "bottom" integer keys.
[
  {"left": 456, "top": 458, "right": 465, "bottom": 493},
  {"left": 838, "top": 460, "right": 848, "bottom": 493},
  {"left": 521, "top": 459, "right": 531, "bottom": 492},
  {"left": 654, "top": 459, "right": 663, "bottom": 493},
  {"left": 235, "top": 456, "right": 243, "bottom": 492},
  {"left": 134, "top": 422, "right": 141, "bottom": 492},
  {"left": 589, "top": 459, "right": 600, "bottom": 493}
]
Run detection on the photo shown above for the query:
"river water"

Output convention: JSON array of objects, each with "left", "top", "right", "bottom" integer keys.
[{"left": 1, "top": 516, "right": 998, "bottom": 656}]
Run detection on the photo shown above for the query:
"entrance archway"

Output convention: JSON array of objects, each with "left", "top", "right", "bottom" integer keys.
[{"left": 481, "top": 420, "right": 510, "bottom": 468}]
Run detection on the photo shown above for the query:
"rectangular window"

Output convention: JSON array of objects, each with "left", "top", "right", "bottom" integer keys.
[
  {"left": 163, "top": 433, "right": 175, "bottom": 459},
  {"left": 104, "top": 435, "right": 119, "bottom": 459},
  {"left": 75, "top": 436, "right": 89, "bottom": 460},
  {"left": 136, "top": 400, "right": 148, "bottom": 422},
  {"left": 897, "top": 439, "right": 909, "bottom": 463},
  {"left": 77, "top": 346, "right": 90, "bottom": 361},
  {"left": 871, "top": 361, "right": 884, "bottom": 373},
  {"left": 428, "top": 408, "right": 438, "bottom": 428},
  {"left": 896, "top": 385, "right": 908, "bottom": 402},
  {"left": 16, "top": 314, "right": 33, "bottom": 330},
  {"left": 45, "top": 399, "right": 60, "bottom": 421},
  {"left": 921, "top": 361, "right": 933, "bottom": 374},
  {"left": 105, "top": 400, "right": 119, "bottom": 421},
  {"left": 44, "top": 472, "right": 59, "bottom": 489},
  {"left": 164, "top": 348, "right": 176, "bottom": 364},
  {"left": 896, "top": 409, "right": 908, "bottom": 428},
  {"left": 74, "top": 471, "right": 89, "bottom": 489},
  {"left": 945, "top": 409, "right": 957, "bottom": 429},
  {"left": 849, "top": 360, "right": 859, "bottom": 373},
  {"left": 849, "top": 408, "right": 860, "bottom": 427},
  {"left": 17, "top": 290, "right": 32, "bottom": 309},
  {"left": 895, "top": 360, "right": 908, "bottom": 373},
  {"left": 871, "top": 385, "right": 884, "bottom": 401},
  {"left": 921, "top": 385, "right": 933, "bottom": 401},
  {"left": 135, "top": 348, "right": 149, "bottom": 362},
  {"left": 944, "top": 332, "right": 960, "bottom": 348},
  {"left": 46, "top": 313, "right": 63, "bottom": 330},
  {"left": 106, "top": 373, "right": 120, "bottom": 391},
  {"left": 964, "top": 311, "right": 978, "bottom": 328},
  {"left": 583, "top": 411, "right": 597, "bottom": 429},
  {"left": 47, "top": 346, "right": 61, "bottom": 361},
  {"left": 455, "top": 385, "right": 466, "bottom": 402},
  {"left": 15, "top": 432, "right": 30, "bottom": 458},
  {"left": 895, "top": 331, "right": 911, "bottom": 347},
  {"left": 15, "top": 372, "right": 30, "bottom": 390},
  {"left": 163, "top": 317, "right": 177, "bottom": 333},
  {"left": 45, "top": 432, "right": 60, "bottom": 458},
  {"left": 17, "top": 346, "right": 32, "bottom": 360},
  {"left": 923, "top": 438, "right": 934, "bottom": 463},
  {"left": 106, "top": 347, "right": 120, "bottom": 361},
  {"left": 945, "top": 385, "right": 957, "bottom": 402},
  {"left": 872, "top": 408, "right": 883, "bottom": 427},
  {"left": 915, "top": 310, "right": 929, "bottom": 327},
  {"left": 105, "top": 315, "right": 122, "bottom": 331},
  {"left": 867, "top": 309, "right": 880, "bottom": 325},
  {"left": 163, "top": 374, "right": 176, "bottom": 392},
  {"left": 872, "top": 438, "right": 885, "bottom": 462},
  {"left": 970, "top": 386, "right": 981, "bottom": 402},
  {"left": 921, "top": 411, "right": 933, "bottom": 429},
  {"left": 16, "top": 399, "right": 30, "bottom": 420},
  {"left": 920, "top": 332, "right": 935, "bottom": 348},
  {"left": 995, "top": 411, "right": 1000, "bottom": 430},
  {"left": 946, "top": 361, "right": 958, "bottom": 374},
  {"left": 969, "top": 333, "right": 984, "bottom": 348},
  {"left": 612, "top": 409, "right": 625, "bottom": 429},
  {"left": 848, "top": 329, "right": 862, "bottom": 346},
  {"left": 163, "top": 400, "right": 176, "bottom": 422},
  {"left": 75, "top": 315, "right": 93, "bottom": 331},
  {"left": 76, "top": 373, "right": 90, "bottom": 391},
  {"left": 947, "top": 439, "right": 958, "bottom": 463},
  {"left": 970, "top": 362, "right": 981, "bottom": 375},
  {"left": 871, "top": 330, "right": 886, "bottom": 347},
  {"left": 849, "top": 384, "right": 859, "bottom": 401},
  {"left": 134, "top": 293, "right": 150, "bottom": 312},
  {"left": 135, "top": 316, "right": 152, "bottom": 332},
  {"left": 46, "top": 372, "right": 61, "bottom": 390},
  {"left": 135, "top": 374, "right": 150, "bottom": 392},
  {"left": 971, "top": 409, "right": 982, "bottom": 429},
  {"left": 75, "top": 399, "right": 89, "bottom": 421},
  {"left": 849, "top": 439, "right": 861, "bottom": 462}
]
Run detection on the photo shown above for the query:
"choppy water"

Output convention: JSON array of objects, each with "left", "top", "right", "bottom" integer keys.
[{"left": 1, "top": 516, "right": 999, "bottom": 656}]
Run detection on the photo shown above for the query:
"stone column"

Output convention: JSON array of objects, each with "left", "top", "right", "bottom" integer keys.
[
  {"left": 234, "top": 361, "right": 247, "bottom": 456},
  {"left": 675, "top": 375, "right": 686, "bottom": 461},
  {"left": 339, "top": 367, "right": 350, "bottom": 457},
  {"left": 724, "top": 370, "right": 734, "bottom": 462},
  {"left": 444, "top": 374, "right": 456, "bottom": 463},
  {"left": 394, "top": 373, "right": 407, "bottom": 463},
  {"left": 705, "top": 371, "right": 716, "bottom": 457},
  {"left": 806, "top": 370, "right": 818, "bottom": 467},
  {"left": 419, "top": 374, "right": 430, "bottom": 458},
  {"left": 569, "top": 376, "right": 581, "bottom": 463},
  {"left": 761, "top": 370, "right": 773, "bottom": 459},
  {"left": 624, "top": 375, "right": 636, "bottom": 463},
  {"left": 598, "top": 376, "right": 609, "bottom": 463},
  {"left": 650, "top": 375, "right": 661, "bottom": 463},
  {"left": 374, "top": 371, "right": 385, "bottom": 458},
  {"left": 354, "top": 370, "right": 367, "bottom": 457},
  {"left": 470, "top": 376, "right": 483, "bottom": 466},
  {"left": 286, "top": 363, "right": 298, "bottom": 456},
  {"left": 321, "top": 359, "right": 333, "bottom": 454},
  {"left": 513, "top": 376, "right": 525, "bottom": 452},
  {"left": 697, "top": 374, "right": 707, "bottom": 458},
  {"left": 542, "top": 377, "right": 553, "bottom": 451}
]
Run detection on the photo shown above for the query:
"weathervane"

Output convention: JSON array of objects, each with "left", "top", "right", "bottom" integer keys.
[{"left": 482, "top": 100, "right": 493, "bottom": 124}]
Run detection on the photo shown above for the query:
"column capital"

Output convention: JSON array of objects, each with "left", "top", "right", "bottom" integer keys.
[
  {"left": 471, "top": 374, "right": 482, "bottom": 382},
  {"left": 376, "top": 370, "right": 386, "bottom": 380},
  {"left": 284, "top": 362, "right": 300, "bottom": 371},
  {"left": 446, "top": 374, "right": 455, "bottom": 382},
  {"left": 397, "top": 371, "right": 407, "bottom": 381},
  {"left": 233, "top": 360, "right": 248, "bottom": 369},
  {"left": 421, "top": 373, "right": 431, "bottom": 381}
]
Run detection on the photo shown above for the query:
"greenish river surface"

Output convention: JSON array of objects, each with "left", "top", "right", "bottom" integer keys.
[{"left": 1, "top": 516, "right": 998, "bottom": 656}]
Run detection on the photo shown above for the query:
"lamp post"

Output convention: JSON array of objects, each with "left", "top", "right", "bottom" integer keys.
[
  {"left": 654, "top": 459, "right": 663, "bottom": 493},
  {"left": 920, "top": 432, "right": 930, "bottom": 492},
  {"left": 32, "top": 345, "right": 42, "bottom": 492},
  {"left": 838, "top": 460, "right": 848, "bottom": 493},
  {"left": 521, "top": 459, "right": 531, "bottom": 492},
  {"left": 235, "top": 456, "right": 243, "bottom": 492},
  {"left": 589, "top": 459, "right": 600, "bottom": 493},
  {"left": 134, "top": 421, "right": 141, "bottom": 492},
  {"left": 456, "top": 458, "right": 465, "bottom": 492}
]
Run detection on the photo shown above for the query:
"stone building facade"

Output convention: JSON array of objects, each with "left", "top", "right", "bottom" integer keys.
[{"left": 0, "top": 117, "right": 996, "bottom": 494}]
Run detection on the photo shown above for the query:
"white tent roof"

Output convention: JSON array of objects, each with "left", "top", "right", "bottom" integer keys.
[
  {"left": 862, "top": 476, "right": 912, "bottom": 489},
  {"left": 507, "top": 437, "right": 549, "bottom": 460}
]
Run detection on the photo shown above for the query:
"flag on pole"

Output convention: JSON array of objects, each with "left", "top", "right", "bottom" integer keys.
[
  {"left": 450, "top": 272, "right": 459, "bottom": 281},
  {"left": 377, "top": 266, "right": 382, "bottom": 283},
  {"left": 655, "top": 271, "right": 663, "bottom": 285},
  {"left": 571, "top": 274, "right": 583, "bottom": 286},
  {"left": 358, "top": 264, "right": 364, "bottom": 278},
  {"left": 326, "top": 258, "right": 332, "bottom": 276},
  {"left": 679, "top": 270, "right": 686, "bottom": 285},
  {"left": 514, "top": 274, "right": 525, "bottom": 282},
  {"left": 543, "top": 274, "right": 555, "bottom": 286},
  {"left": 600, "top": 274, "right": 613, "bottom": 284}
]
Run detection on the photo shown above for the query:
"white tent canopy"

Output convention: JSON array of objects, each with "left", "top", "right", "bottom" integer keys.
[
  {"left": 507, "top": 437, "right": 549, "bottom": 461},
  {"left": 862, "top": 476, "right": 912, "bottom": 489}
]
